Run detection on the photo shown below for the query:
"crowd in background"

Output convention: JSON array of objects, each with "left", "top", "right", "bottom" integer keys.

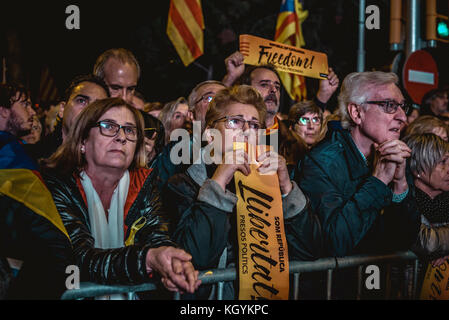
[{"left": 1, "top": 47, "right": 449, "bottom": 300}]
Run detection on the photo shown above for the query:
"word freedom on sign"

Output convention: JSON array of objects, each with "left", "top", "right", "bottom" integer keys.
[{"left": 240, "top": 34, "right": 328, "bottom": 79}]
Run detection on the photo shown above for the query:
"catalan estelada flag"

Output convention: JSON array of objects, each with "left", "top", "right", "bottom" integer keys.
[
  {"left": 167, "top": 0, "right": 205, "bottom": 67},
  {"left": 38, "top": 65, "right": 59, "bottom": 104},
  {"left": 275, "top": 0, "right": 308, "bottom": 101}
]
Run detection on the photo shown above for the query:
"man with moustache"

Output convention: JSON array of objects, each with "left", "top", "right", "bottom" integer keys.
[
  {"left": 223, "top": 51, "right": 340, "bottom": 127},
  {"left": 24, "top": 74, "right": 109, "bottom": 162},
  {"left": 298, "top": 72, "right": 420, "bottom": 298}
]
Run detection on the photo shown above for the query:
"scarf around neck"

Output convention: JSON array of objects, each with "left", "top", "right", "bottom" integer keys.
[
  {"left": 416, "top": 188, "right": 449, "bottom": 225},
  {"left": 80, "top": 170, "right": 130, "bottom": 249}
]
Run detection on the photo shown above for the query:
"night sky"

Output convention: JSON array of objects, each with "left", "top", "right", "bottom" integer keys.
[{"left": 1, "top": 0, "right": 448, "bottom": 110}]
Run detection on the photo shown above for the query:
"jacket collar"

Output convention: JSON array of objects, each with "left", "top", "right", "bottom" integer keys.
[
  {"left": 186, "top": 162, "right": 209, "bottom": 187},
  {"left": 333, "top": 128, "right": 370, "bottom": 180}
]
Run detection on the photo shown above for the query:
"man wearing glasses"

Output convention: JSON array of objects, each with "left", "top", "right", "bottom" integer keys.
[
  {"left": 297, "top": 71, "right": 420, "bottom": 299},
  {"left": 187, "top": 80, "right": 226, "bottom": 131},
  {"left": 150, "top": 81, "right": 226, "bottom": 192}
]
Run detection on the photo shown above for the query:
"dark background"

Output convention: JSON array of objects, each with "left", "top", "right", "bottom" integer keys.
[{"left": 1, "top": 0, "right": 448, "bottom": 112}]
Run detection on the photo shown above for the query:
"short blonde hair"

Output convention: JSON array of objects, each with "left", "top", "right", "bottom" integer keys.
[
  {"left": 42, "top": 98, "right": 146, "bottom": 176},
  {"left": 404, "top": 133, "right": 449, "bottom": 176},
  {"left": 338, "top": 71, "right": 399, "bottom": 129},
  {"left": 205, "top": 85, "right": 267, "bottom": 129},
  {"left": 159, "top": 97, "right": 188, "bottom": 142},
  {"left": 404, "top": 115, "right": 448, "bottom": 137}
]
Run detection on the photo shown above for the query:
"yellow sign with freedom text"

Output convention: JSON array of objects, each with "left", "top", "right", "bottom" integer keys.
[{"left": 239, "top": 34, "right": 328, "bottom": 80}]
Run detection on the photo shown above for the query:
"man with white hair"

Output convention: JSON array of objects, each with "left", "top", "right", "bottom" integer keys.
[
  {"left": 300, "top": 71, "right": 420, "bottom": 255},
  {"left": 297, "top": 71, "right": 420, "bottom": 297}
]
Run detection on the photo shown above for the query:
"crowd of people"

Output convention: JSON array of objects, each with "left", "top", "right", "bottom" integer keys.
[{"left": 1, "top": 47, "right": 449, "bottom": 300}]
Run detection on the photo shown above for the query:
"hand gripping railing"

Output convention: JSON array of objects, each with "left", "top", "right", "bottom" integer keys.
[{"left": 61, "top": 250, "right": 419, "bottom": 300}]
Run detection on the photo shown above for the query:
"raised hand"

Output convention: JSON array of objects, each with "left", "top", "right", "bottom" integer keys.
[
  {"left": 316, "top": 67, "right": 340, "bottom": 104},
  {"left": 223, "top": 51, "right": 245, "bottom": 87}
]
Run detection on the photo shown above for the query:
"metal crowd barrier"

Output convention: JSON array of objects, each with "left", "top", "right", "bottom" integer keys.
[{"left": 61, "top": 250, "right": 419, "bottom": 300}]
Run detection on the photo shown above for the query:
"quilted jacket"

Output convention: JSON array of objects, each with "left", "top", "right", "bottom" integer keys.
[{"left": 42, "top": 167, "right": 176, "bottom": 285}]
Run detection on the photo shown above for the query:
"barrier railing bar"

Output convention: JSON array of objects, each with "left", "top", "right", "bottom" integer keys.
[
  {"left": 357, "top": 265, "right": 363, "bottom": 300},
  {"left": 61, "top": 251, "right": 419, "bottom": 300},
  {"left": 385, "top": 263, "right": 391, "bottom": 299},
  {"left": 217, "top": 282, "right": 224, "bottom": 300},
  {"left": 326, "top": 269, "right": 333, "bottom": 300},
  {"left": 412, "top": 259, "right": 419, "bottom": 299},
  {"left": 293, "top": 272, "right": 300, "bottom": 300},
  {"left": 61, "top": 281, "right": 158, "bottom": 300}
]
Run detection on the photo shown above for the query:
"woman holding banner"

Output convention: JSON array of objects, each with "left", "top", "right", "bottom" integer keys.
[{"left": 164, "top": 85, "right": 322, "bottom": 300}]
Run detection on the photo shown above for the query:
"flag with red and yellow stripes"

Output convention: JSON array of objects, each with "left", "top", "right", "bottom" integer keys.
[
  {"left": 38, "top": 65, "right": 59, "bottom": 104},
  {"left": 167, "top": 0, "right": 205, "bottom": 67},
  {"left": 275, "top": 0, "right": 308, "bottom": 101}
]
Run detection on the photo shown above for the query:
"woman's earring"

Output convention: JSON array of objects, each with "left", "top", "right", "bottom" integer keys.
[{"left": 81, "top": 146, "right": 85, "bottom": 154}]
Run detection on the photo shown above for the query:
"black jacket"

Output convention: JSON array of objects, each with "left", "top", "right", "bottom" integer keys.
[
  {"left": 23, "top": 121, "right": 63, "bottom": 163},
  {"left": 298, "top": 125, "right": 420, "bottom": 257},
  {"left": 42, "top": 167, "right": 176, "bottom": 285},
  {"left": 164, "top": 162, "right": 323, "bottom": 271},
  {"left": 0, "top": 169, "right": 73, "bottom": 299}
]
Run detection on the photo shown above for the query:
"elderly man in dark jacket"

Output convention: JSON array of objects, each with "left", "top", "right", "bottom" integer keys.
[{"left": 297, "top": 71, "right": 420, "bottom": 299}]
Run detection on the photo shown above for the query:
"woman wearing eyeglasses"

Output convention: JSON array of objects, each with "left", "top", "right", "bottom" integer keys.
[
  {"left": 288, "top": 101, "right": 325, "bottom": 149},
  {"left": 163, "top": 85, "right": 322, "bottom": 299},
  {"left": 140, "top": 111, "right": 165, "bottom": 166},
  {"left": 41, "top": 98, "right": 200, "bottom": 296}
]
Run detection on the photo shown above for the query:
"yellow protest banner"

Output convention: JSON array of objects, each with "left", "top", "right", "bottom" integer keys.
[
  {"left": 420, "top": 260, "right": 449, "bottom": 300},
  {"left": 240, "top": 34, "right": 328, "bottom": 80},
  {"left": 234, "top": 143, "right": 289, "bottom": 300}
]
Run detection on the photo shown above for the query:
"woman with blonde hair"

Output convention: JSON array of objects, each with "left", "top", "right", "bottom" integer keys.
[
  {"left": 404, "top": 133, "right": 449, "bottom": 261},
  {"left": 159, "top": 97, "right": 191, "bottom": 144},
  {"left": 403, "top": 115, "right": 448, "bottom": 141},
  {"left": 164, "top": 85, "right": 322, "bottom": 299},
  {"left": 42, "top": 97, "right": 200, "bottom": 295}
]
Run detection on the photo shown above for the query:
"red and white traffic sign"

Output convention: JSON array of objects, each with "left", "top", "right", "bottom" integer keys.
[{"left": 402, "top": 50, "right": 439, "bottom": 104}]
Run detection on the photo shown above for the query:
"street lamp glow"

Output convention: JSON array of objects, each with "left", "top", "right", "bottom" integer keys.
[{"left": 437, "top": 20, "right": 449, "bottom": 38}]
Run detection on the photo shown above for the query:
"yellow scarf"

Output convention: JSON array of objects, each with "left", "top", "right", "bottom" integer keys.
[{"left": 234, "top": 143, "right": 289, "bottom": 300}]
